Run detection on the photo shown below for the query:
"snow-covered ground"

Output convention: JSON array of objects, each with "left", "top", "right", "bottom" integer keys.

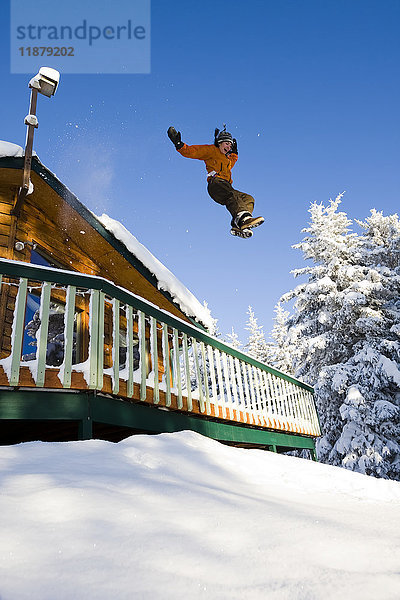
[{"left": 1, "top": 431, "right": 399, "bottom": 600}]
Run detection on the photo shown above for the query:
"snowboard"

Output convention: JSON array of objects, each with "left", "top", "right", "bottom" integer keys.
[
  {"left": 243, "top": 215, "right": 264, "bottom": 229},
  {"left": 230, "top": 226, "right": 253, "bottom": 239}
]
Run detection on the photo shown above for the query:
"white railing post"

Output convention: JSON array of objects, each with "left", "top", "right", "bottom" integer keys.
[
  {"left": 62, "top": 285, "right": 76, "bottom": 389},
  {"left": 267, "top": 372, "right": 280, "bottom": 429},
  {"left": 192, "top": 337, "right": 205, "bottom": 413},
  {"left": 215, "top": 349, "right": 226, "bottom": 419},
  {"left": 235, "top": 357, "right": 246, "bottom": 415},
  {"left": 246, "top": 364, "right": 258, "bottom": 424},
  {"left": 260, "top": 370, "right": 273, "bottom": 427},
  {"left": 182, "top": 333, "right": 192, "bottom": 411},
  {"left": 241, "top": 362, "right": 254, "bottom": 424},
  {"left": 253, "top": 367, "right": 265, "bottom": 426},
  {"left": 200, "top": 342, "right": 211, "bottom": 415},
  {"left": 172, "top": 329, "right": 183, "bottom": 409},
  {"left": 97, "top": 291, "right": 105, "bottom": 390},
  {"left": 207, "top": 345, "right": 219, "bottom": 417},
  {"left": 161, "top": 324, "right": 171, "bottom": 407},
  {"left": 35, "top": 281, "right": 51, "bottom": 387},
  {"left": 87, "top": 289, "right": 100, "bottom": 389},
  {"left": 150, "top": 317, "right": 159, "bottom": 404},
  {"left": 228, "top": 355, "right": 240, "bottom": 417},
  {"left": 9, "top": 278, "right": 28, "bottom": 386},
  {"left": 126, "top": 305, "right": 134, "bottom": 397},
  {"left": 221, "top": 352, "right": 233, "bottom": 420},
  {"left": 138, "top": 311, "right": 147, "bottom": 402},
  {"left": 112, "top": 298, "right": 120, "bottom": 395}
]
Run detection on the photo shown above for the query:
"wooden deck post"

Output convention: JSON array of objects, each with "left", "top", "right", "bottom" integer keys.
[{"left": 78, "top": 416, "right": 93, "bottom": 440}]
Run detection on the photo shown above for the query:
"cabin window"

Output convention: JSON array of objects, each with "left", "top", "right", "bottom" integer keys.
[
  {"left": 30, "top": 247, "right": 65, "bottom": 270},
  {"left": 22, "top": 290, "right": 85, "bottom": 367},
  {"left": 22, "top": 247, "right": 88, "bottom": 367},
  {"left": 117, "top": 307, "right": 140, "bottom": 372}
]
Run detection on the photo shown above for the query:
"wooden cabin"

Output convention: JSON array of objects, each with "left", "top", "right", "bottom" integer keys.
[{"left": 0, "top": 145, "right": 321, "bottom": 456}]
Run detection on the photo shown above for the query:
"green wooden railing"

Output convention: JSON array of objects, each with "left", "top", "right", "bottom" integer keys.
[{"left": 0, "top": 259, "right": 321, "bottom": 437}]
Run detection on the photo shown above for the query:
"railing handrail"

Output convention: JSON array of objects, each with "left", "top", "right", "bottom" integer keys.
[{"left": 0, "top": 258, "right": 314, "bottom": 393}]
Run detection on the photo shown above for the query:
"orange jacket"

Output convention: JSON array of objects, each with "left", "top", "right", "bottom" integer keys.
[{"left": 177, "top": 143, "right": 238, "bottom": 184}]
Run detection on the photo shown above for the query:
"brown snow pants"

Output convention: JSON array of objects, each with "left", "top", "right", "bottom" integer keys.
[{"left": 207, "top": 177, "right": 255, "bottom": 222}]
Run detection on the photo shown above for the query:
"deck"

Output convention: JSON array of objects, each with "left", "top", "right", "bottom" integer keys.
[{"left": 0, "top": 259, "right": 321, "bottom": 456}]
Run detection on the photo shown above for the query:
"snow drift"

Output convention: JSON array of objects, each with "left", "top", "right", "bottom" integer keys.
[{"left": 0, "top": 431, "right": 399, "bottom": 600}]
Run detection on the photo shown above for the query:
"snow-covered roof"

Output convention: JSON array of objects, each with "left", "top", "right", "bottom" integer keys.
[
  {"left": 0, "top": 140, "right": 24, "bottom": 158},
  {"left": 0, "top": 140, "right": 38, "bottom": 159},
  {"left": 0, "top": 140, "right": 212, "bottom": 330},
  {"left": 97, "top": 214, "right": 213, "bottom": 329}
]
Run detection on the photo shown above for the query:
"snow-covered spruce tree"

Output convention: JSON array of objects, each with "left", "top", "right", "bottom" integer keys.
[
  {"left": 245, "top": 306, "right": 273, "bottom": 364},
  {"left": 281, "top": 194, "right": 358, "bottom": 381},
  {"left": 269, "top": 303, "right": 294, "bottom": 374},
  {"left": 224, "top": 327, "right": 243, "bottom": 351},
  {"left": 279, "top": 195, "right": 357, "bottom": 462},
  {"left": 281, "top": 197, "right": 400, "bottom": 479},
  {"left": 332, "top": 209, "right": 400, "bottom": 478},
  {"left": 203, "top": 301, "right": 219, "bottom": 337}
]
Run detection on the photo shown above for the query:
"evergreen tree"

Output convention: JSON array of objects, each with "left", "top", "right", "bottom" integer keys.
[
  {"left": 281, "top": 197, "right": 400, "bottom": 479},
  {"left": 281, "top": 194, "right": 358, "bottom": 383},
  {"left": 225, "top": 327, "right": 243, "bottom": 351},
  {"left": 203, "top": 301, "right": 220, "bottom": 338},
  {"left": 331, "top": 210, "right": 400, "bottom": 478},
  {"left": 245, "top": 306, "right": 272, "bottom": 363},
  {"left": 269, "top": 303, "right": 294, "bottom": 374}
]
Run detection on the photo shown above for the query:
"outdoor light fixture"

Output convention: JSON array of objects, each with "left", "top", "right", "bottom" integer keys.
[
  {"left": 11, "top": 67, "right": 60, "bottom": 217},
  {"left": 14, "top": 241, "right": 25, "bottom": 252},
  {"left": 29, "top": 67, "right": 60, "bottom": 98},
  {"left": 14, "top": 240, "right": 37, "bottom": 252}
]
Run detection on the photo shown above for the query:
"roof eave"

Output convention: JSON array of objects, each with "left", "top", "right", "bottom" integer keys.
[{"left": 0, "top": 155, "right": 207, "bottom": 331}]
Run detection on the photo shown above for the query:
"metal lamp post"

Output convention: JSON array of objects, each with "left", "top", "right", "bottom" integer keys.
[{"left": 11, "top": 67, "right": 60, "bottom": 217}]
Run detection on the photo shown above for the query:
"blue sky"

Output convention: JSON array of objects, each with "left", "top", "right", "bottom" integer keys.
[{"left": 1, "top": 0, "right": 399, "bottom": 342}]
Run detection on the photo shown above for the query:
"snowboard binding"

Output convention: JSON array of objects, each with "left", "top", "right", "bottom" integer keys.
[{"left": 230, "top": 226, "right": 253, "bottom": 239}]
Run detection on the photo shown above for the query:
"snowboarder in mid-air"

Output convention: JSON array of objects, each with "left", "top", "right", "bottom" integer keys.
[{"left": 167, "top": 125, "right": 264, "bottom": 238}]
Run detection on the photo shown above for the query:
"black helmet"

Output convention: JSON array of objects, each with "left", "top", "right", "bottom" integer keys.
[{"left": 214, "top": 125, "right": 233, "bottom": 146}]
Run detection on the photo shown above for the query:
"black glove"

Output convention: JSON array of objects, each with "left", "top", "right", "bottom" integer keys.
[
  {"left": 214, "top": 128, "right": 220, "bottom": 147},
  {"left": 167, "top": 126, "right": 184, "bottom": 150},
  {"left": 229, "top": 138, "right": 238, "bottom": 155}
]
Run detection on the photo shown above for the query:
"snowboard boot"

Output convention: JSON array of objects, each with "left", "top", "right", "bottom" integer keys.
[{"left": 235, "top": 211, "right": 264, "bottom": 230}]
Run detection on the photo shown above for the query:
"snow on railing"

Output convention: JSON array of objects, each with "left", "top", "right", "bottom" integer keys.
[{"left": 0, "top": 261, "right": 321, "bottom": 437}]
